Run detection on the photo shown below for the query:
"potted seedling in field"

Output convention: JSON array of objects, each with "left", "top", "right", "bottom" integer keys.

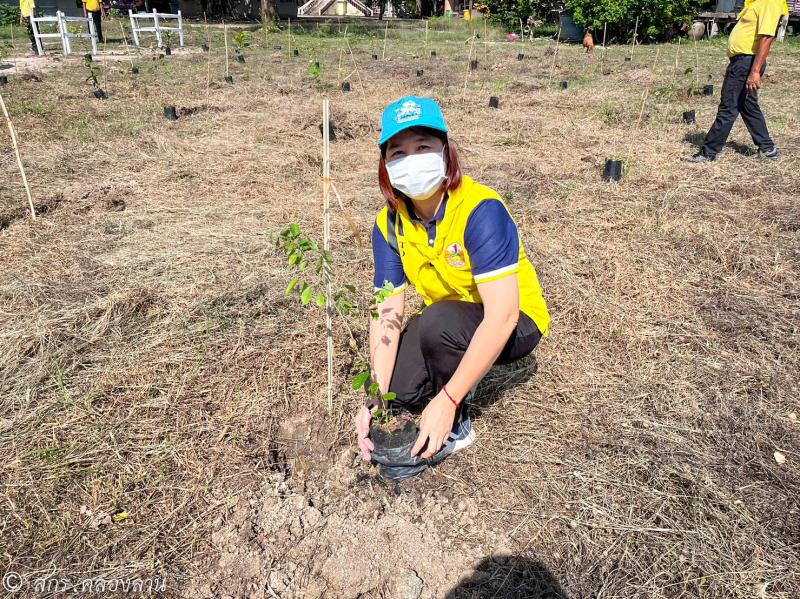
[
  {"left": 84, "top": 55, "right": 106, "bottom": 99},
  {"left": 232, "top": 30, "right": 251, "bottom": 63},
  {"left": 277, "top": 224, "right": 437, "bottom": 480},
  {"left": 163, "top": 31, "right": 173, "bottom": 55}
]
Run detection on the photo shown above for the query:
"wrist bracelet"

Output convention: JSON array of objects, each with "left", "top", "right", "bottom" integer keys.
[{"left": 442, "top": 385, "right": 459, "bottom": 407}]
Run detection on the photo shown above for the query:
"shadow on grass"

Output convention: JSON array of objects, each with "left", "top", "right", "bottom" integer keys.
[
  {"left": 446, "top": 554, "right": 568, "bottom": 599},
  {"left": 684, "top": 132, "right": 757, "bottom": 156}
]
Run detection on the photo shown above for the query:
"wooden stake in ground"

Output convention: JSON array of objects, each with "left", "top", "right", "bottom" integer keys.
[
  {"left": 223, "top": 22, "right": 229, "bottom": 78},
  {"left": 629, "top": 16, "right": 639, "bottom": 61},
  {"left": 694, "top": 39, "right": 699, "bottom": 87},
  {"left": 321, "top": 98, "right": 334, "bottom": 413},
  {"left": 288, "top": 18, "right": 292, "bottom": 57},
  {"left": 600, "top": 22, "right": 607, "bottom": 74},
  {"left": 425, "top": 19, "right": 428, "bottom": 52},
  {"left": 381, "top": 20, "right": 388, "bottom": 60},
  {"left": 461, "top": 33, "right": 476, "bottom": 100},
  {"left": 673, "top": 36, "right": 681, "bottom": 81},
  {"left": 0, "top": 93, "right": 36, "bottom": 220},
  {"left": 547, "top": 25, "right": 562, "bottom": 88}
]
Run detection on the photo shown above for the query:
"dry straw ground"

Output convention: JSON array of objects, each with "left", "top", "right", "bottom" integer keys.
[{"left": 1, "top": 17, "right": 798, "bottom": 598}]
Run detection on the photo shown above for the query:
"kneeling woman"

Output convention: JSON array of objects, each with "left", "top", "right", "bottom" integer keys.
[{"left": 355, "top": 96, "right": 551, "bottom": 466}]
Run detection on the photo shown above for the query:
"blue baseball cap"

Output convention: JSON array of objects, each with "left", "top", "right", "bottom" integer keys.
[{"left": 378, "top": 96, "right": 448, "bottom": 146}]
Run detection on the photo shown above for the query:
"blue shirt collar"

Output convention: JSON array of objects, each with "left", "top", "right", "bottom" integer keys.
[{"left": 405, "top": 195, "right": 448, "bottom": 226}]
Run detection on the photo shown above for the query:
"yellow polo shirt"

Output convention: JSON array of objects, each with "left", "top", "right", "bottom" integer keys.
[
  {"left": 19, "top": 0, "right": 35, "bottom": 18},
  {"left": 728, "top": 0, "right": 789, "bottom": 57},
  {"left": 83, "top": 0, "right": 101, "bottom": 11}
]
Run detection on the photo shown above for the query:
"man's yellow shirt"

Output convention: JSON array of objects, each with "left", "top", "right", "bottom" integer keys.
[
  {"left": 19, "top": 0, "right": 35, "bottom": 18},
  {"left": 83, "top": 0, "right": 101, "bottom": 11},
  {"left": 728, "top": 0, "right": 789, "bottom": 57}
]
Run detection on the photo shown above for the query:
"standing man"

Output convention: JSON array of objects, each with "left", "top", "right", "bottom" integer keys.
[
  {"left": 82, "top": 0, "right": 104, "bottom": 44},
  {"left": 683, "top": 0, "right": 788, "bottom": 163},
  {"left": 19, "top": 0, "right": 37, "bottom": 57}
]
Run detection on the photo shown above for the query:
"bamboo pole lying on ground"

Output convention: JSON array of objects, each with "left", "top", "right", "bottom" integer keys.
[
  {"left": 0, "top": 93, "right": 36, "bottom": 220},
  {"left": 322, "top": 98, "right": 334, "bottom": 413}
]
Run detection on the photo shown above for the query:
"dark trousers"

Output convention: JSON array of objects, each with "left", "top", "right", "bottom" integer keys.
[
  {"left": 24, "top": 17, "right": 37, "bottom": 53},
  {"left": 89, "top": 10, "right": 103, "bottom": 44},
  {"left": 388, "top": 301, "right": 542, "bottom": 411},
  {"left": 701, "top": 54, "right": 774, "bottom": 157}
]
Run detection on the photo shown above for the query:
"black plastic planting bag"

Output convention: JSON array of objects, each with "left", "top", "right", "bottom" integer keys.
[{"left": 370, "top": 412, "right": 448, "bottom": 481}]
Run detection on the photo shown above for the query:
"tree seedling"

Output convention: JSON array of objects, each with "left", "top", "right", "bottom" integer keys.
[
  {"left": 276, "top": 224, "right": 397, "bottom": 422},
  {"left": 308, "top": 60, "right": 322, "bottom": 80},
  {"left": 163, "top": 30, "right": 173, "bottom": 54},
  {"left": 83, "top": 55, "right": 106, "bottom": 99},
  {"left": 232, "top": 30, "right": 251, "bottom": 63}
]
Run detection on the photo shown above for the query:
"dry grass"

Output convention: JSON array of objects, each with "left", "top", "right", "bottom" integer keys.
[{"left": 1, "top": 18, "right": 798, "bottom": 598}]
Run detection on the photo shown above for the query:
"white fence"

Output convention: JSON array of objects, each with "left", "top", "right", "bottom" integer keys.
[
  {"left": 128, "top": 10, "right": 184, "bottom": 48},
  {"left": 30, "top": 11, "right": 98, "bottom": 57}
]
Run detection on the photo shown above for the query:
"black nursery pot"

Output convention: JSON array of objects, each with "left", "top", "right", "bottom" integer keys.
[
  {"left": 703, "top": 84, "right": 714, "bottom": 96},
  {"left": 430, "top": 50, "right": 436, "bottom": 58},
  {"left": 93, "top": 88, "right": 107, "bottom": 100},
  {"left": 416, "top": 69, "right": 423, "bottom": 77},
  {"left": 237, "top": 54, "right": 245, "bottom": 63},
  {"left": 470, "top": 59, "right": 478, "bottom": 70},
  {"left": 84, "top": 53, "right": 92, "bottom": 62},
  {"left": 131, "top": 66, "right": 139, "bottom": 74},
  {"left": 319, "top": 121, "right": 336, "bottom": 141},
  {"left": 624, "top": 56, "right": 631, "bottom": 62},
  {"left": 293, "top": 49, "right": 299, "bottom": 56},
  {"left": 517, "top": 53, "right": 524, "bottom": 61},
  {"left": 370, "top": 411, "right": 445, "bottom": 481},
  {"left": 560, "top": 80, "right": 569, "bottom": 90},
  {"left": 341, "top": 81, "right": 351, "bottom": 92},
  {"left": 164, "top": 105, "right": 178, "bottom": 121},
  {"left": 202, "top": 43, "right": 209, "bottom": 52},
  {"left": 0, "top": 75, "right": 8, "bottom": 85},
  {"left": 165, "top": 47, "right": 172, "bottom": 56},
  {"left": 224, "top": 75, "right": 234, "bottom": 85},
  {"left": 315, "top": 61, "right": 320, "bottom": 68},
  {"left": 682, "top": 110, "right": 696, "bottom": 124},
  {"left": 273, "top": 45, "right": 282, "bottom": 50},
  {"left": 603, "top": 159, "right": 623, "bottom": 182},
  {"left": 489, "top": 96, "right": 499, "bottom": 108},
  {"left": 372, "top": 54, "right": 378, "bottom": 60}
]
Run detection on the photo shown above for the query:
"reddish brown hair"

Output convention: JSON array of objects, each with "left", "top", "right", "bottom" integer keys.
[{"left": 378, "top": 127, "right": 462, "bottom": 211}]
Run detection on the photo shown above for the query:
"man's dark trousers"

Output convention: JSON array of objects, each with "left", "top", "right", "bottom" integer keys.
[{"left": 701, "top": 54, "right": 775, "bottom": 158}]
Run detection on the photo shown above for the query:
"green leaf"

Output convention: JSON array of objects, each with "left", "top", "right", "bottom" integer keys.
[
  {"left": 368, "top": 382, "right": 380, "bottom": 395},
  {"left": 301, "top": 286, "right": 314, "bottom": 305},
  {"left": 288, "top": 253, "right": 299, "bottom": 265},
  {"left": 298, "top": 259, "right": 309, "bottom": 271},
  {"left": 315, "top": 293, "right": 326, "bottom": 307},
  {"left": 382, "top": 392, "right": 396, "bottom": 402},
  {"left": 285, "top": 277, "right": 299, "bottom": 296},
  {"left": 344, "top": 284, "right": 357, "bottom": 293},
  {"left": 351, "top": 371, "right": 370, "bottom": 390},
  {"left": 289, "top": 223, "right": 300, "bottom": 236}
]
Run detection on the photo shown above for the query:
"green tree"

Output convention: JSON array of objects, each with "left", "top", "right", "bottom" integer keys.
[{"left": 566, "top": 0, "right": 701, "bottom": 40}]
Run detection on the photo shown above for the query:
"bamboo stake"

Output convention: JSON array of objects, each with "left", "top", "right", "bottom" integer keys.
[
  {"left": 600, "top": 22, "right": 607, "bottom": 74},
  {"left": 694, "top": 39, "right": 699, "bottom": 87},
  {"left": 119, "top": 21, "right": 134, "bottom": 69},
  {"left": 629, "top": 15, "right": 639, "bottom": 61},
  {"left": 11, "top": 22, "right": 15, "bottom": 49},
  {"left": 381, "top": 20, "right": 388, "bottom": 60},
  {"left": 484, "top": 16, "right": 488, "bottom": 60},
  {"left": 344, "top": 35, "right": 373, "bottom": 131},
  {"left": 673, "top": 36, "right": 681, "bottom": 81},
  {"left": 425, "top": 19, "right": 428, "bottom": 51},
  {"left": 329, "top": 181, "right": 361, "bottom": 246},
  {"left": 519, "top": 17, "right": 523, "bottom": 42},
  {"left": 322, "top": 98, "right": 334, "bottom": 413},
  {"left": 204, "top": 13, "right": 211, "bottom": 105},
  {"left": 547, "top": 25, "right": 561, "bottom": 88},
  {"left": 224, "top": 22, "right": 229, "bottom": 78},
  {"left": 337, "top": 48, "right": 343, "bottom": 88},
  {"left": 0, "top": 93, "right": 36, "bottom": 220},
  {"left": 461, "top": 33, "right": 476, "bottom": 100},
  {"left": 288, "top": 18, "right": 292, "bottom": 57}
]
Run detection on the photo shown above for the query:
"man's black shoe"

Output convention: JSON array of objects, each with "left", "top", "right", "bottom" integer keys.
[
  {"left": 759, "top": 147, "right": 780, "bottom": 160},
  {"left": 682, "top": 153, "right": 716, "bottom": 163}
]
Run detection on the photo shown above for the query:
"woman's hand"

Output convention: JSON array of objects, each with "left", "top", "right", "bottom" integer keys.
[
  {"left": 355, "top": 405, "right": 375, "bottom": 461},
  {"left": 411, "top": 393, "right": 457, "bottom": 459}
]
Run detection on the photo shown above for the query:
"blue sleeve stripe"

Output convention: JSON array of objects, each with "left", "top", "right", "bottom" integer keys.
[{"left": 464, "top": 199, "right": 520, "bottom": 277}]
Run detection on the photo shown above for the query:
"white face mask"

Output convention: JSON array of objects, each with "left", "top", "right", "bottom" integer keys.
[{"left": 385, "top": 148, "right": 446, "bottom": 201}]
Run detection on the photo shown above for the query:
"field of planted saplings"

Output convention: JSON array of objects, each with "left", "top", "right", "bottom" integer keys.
[{"left": 1, "top": 16, "right": 799, "bottom": 598}]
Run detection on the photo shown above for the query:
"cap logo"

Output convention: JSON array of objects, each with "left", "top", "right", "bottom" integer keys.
[{"left": 394, "top": 100, "right": 422, "bottom": 124}]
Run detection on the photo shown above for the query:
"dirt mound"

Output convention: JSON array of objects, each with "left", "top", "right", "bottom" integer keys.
[{"left": 186, "top": 448, "right": 509, "bottom": 598}]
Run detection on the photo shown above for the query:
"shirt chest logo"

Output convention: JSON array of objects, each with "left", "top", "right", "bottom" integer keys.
[{"left": 445, "top": 242, "right": 466, "bottom": 268}]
